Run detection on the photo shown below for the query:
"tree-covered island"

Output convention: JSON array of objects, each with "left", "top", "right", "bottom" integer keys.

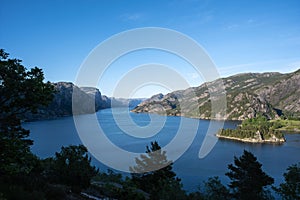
[{"left": 216, "top": 116, "right": 296, "bottom": 144}]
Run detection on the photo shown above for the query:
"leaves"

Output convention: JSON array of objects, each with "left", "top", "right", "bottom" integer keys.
[
  {"left": 275, "top": 163, "right": 300, "bottom": 200},
  {"left": 49, "top": 145, "right": 98, "bottom": 193},
  {"left": 202, "top": 177, "right": 230, "bottom": 200},
  {"left": 0, "top": 49, "right": 54, "bottom": 175},
  {"left": 226, "top": 150, "right": 274, "bottom": 200},
  {"left": 130, "top": 141, "right": 185, "bottom": 200}
]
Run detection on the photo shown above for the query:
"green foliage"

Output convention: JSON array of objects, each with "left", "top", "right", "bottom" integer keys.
[
  {"left": 0, "top": 153, "right": 72, "bottom": 200},
  {"left": 282, "top": 111, "right": 300, "bottom": 120},
  {"left": 271, "top": 119, "right": 300, "bottom": 133},
  {"left": 275, "top": 163, "right": 300, "bottom": 200},
  {"left": 89, "top": 171, "right": 147, "bottom": 200},
  {"left": 48, "top": 145, "right": 98, "bottom": 193},
  {"left": 187, "top": 191, "right": 204, "bottom": 200},
  {"left": 93, "top": 169, "right": 123, "bottom": 184},
  {"left": 0, "top": 49, "right": 54, "bottom": 175},
  {"left": 130, "top": 141, "right": 172, "bottom": 173},
  {"left": 202, "top": 177, "right": 230, "bottom": 200},
  {"left": 0, "top": 184, "right": 45, "bottom": 200},
  {"left": 218, "top": 116, "right": 285, "bottom": 141},
  {"left": 198, "top": 100, "right": 211, "bottom": 117},
  {"left": 0, "top": 143, "right": 100, "bottom": 199},
  {"left": 226, "top": 150, "right": 274, "bottom": 200},
  {"left": 0, "top": 49, "right": 56, "bottom": 199},
  {"left": 130, "top": 141, "right": 186, "bottom": 200}
]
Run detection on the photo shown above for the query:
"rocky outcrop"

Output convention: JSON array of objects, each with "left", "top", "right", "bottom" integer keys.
[
  {"left": 257, "top": 70, "right": 300, "bottom": 114},
  {"left": 132, "top": 69, "right": 300, "bottom": 120},
  {"left": 216, "top": 133, "right": 286, "bottom": 144}
]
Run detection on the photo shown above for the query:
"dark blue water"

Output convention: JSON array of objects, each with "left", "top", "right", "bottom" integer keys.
[{"left": 23, "top": 108, "right": 300, "bottom": 193}]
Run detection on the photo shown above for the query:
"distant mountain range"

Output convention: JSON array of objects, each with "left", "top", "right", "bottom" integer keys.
[
  {"left": 132, "top": 69, "right": 300, "bottom": 120},
  {"left": 25, "top": 82, "right": 144, "bottom": 121}
]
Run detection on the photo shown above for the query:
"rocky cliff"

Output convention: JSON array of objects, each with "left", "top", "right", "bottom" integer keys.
[
  {"left": 24, "top": 82, "right": 98, "bottom": 120},
  {"left": 24, "top": 82, "right": 144, "bottom": 121},
  {"left": 79, "top": 87, "right": 111, "bottom": 110},
  {"left": 132, "top": 69, "right": 300, "bottom": 120}
]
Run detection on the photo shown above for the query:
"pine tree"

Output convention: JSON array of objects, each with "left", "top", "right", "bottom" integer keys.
[
  {"left": 202, "top": 176, "right": 230, "bottom": 200},
  {"left": 130, "top": 141, "right": 186, "bottom": 200},
  {"left": 0, "top": 49, "right": 54, "bottom": 175},
  {"left": 50, "top": 145, "right": 98, "bottom": 193},
  {"left": 275, "top": 163, "right": 300, "bottom": 200},
  {"left": 226, "top": 150, "right": 274, "bottom": 200}
]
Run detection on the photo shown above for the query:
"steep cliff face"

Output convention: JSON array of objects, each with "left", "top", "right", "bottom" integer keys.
[
  {"left": 257, "top": 69, "right": 300, "bottom": 114},
  {"left": 25, "top": 82, "right": 98, "bottom": 120},
  {"left": 132, "top": 69, "right": 300, "bottom": 120},
  {"left": 24, "top": 82, "right": 145, "bottom": 121},
  {"left": 79, "top": 87, "right": 109, "bottom": 110}
]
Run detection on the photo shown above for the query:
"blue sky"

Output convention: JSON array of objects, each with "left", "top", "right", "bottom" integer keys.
[{"left": 1, "top": 0, "right": 300, "bottom": 97}]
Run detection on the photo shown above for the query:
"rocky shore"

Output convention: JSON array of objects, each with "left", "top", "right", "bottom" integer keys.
[{"left": 216, "top": 134, "right": 286, "bottom": 144}]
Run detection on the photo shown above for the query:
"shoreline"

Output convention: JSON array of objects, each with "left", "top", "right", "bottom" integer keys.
[
  {"left": 131, "top": 111, "right": 242, "bottom": 122},
  {"left": 216, "top": 134, "right": 286, "bottom": 144}
]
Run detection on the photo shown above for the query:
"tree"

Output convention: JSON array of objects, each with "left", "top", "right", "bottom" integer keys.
[
  {"left": 130, "top": 141, "right": 186, "bottom": 200},
  {"left": 187, "top": 191, "right": 204, "bottom": 200},
  {"left": 202, "top": 177, "right": 230, "bottom": 200},
  {"left": 130, "top": 141, "right": 173, "bottom": 174},
  {"left": 275, "top": 163, "right": 300, "bottom": 200},
  {"left": 49, "top": 145, "right": 98, "bottom": 193},
  {"left": 0, "top": 49, "right": 54, "bottom": 175},
  {"left": 226, "top": 150, "right": 274, "bottom": 200}
]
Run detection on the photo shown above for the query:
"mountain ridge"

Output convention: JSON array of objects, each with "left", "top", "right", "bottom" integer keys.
[{"left": 132, "top": 69, "right": 300, "bottom": 120}]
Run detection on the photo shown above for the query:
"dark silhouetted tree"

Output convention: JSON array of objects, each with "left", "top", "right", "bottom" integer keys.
[
  {"left": 130, "top": 141, "right": 186, "bottom": 200},
  {"left": 187, "top": 191, "right": 204, "bottom": 200},
  {"left": 202, "top": 176, "right": 230, "bottom": 200},
  {"left": 0, "top": 49, "right": 54, "bottom": 175},
  {"left": 275, "top": 163, "right": 300, "bottom": 200},
  {"left": 226, "top": 150, "right": 274, "bottom": 200},
  {"left": 50, "top": 145, "right": 98, "bottom": 193}
]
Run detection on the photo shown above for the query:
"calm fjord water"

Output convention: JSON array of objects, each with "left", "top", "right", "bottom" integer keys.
[{"left": 24, "top": 108, "right": 300, "bottom": 192}]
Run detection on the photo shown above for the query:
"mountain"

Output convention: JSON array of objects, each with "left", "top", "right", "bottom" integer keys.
[
  {"left": 132, "top": 69, "right": 300, "bottom": 120},
  {"left": 79, "top": 88, "right": 144, "bottom": 109},
  {"left": 24, "top": 82, "right": 144, "bottom": 121},
  {"left": 79, "top": 87, "right": 111, "bottom": 110},
  {"left": 24, "top": 82, "right": 99, "bottom": 120},
  {"left": 110, "top": 97, "right": 145, "bottom": 108}
]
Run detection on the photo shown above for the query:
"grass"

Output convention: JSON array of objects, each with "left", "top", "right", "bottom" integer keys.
[{"left": 270, "top": 119, "right": 300, "bottom": 133}]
